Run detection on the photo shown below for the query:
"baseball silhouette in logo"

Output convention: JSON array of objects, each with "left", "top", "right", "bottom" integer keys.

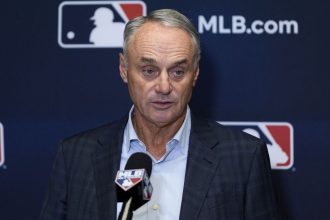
[
  {"left": 243, "top": 128, "right": 289, "bottom": 168},
  {"left": 89, "top": 7, "right": 125, "bottom": 46}
]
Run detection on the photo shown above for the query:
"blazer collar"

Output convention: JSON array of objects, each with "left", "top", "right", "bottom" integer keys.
[
  {"left": 179, "top": 114, "right": 222, "bottom": 220},
  {"left": 91, "top": 116, "right": 128, "bottom": 220}
]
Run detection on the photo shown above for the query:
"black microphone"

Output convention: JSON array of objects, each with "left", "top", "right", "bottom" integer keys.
[{"left": 115, "top": 153, "right": 153, "bottom": 220}]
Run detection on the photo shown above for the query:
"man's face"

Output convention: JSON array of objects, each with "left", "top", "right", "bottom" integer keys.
[{"left": 119, "top": 22, "right": 199, "bottom": 127}]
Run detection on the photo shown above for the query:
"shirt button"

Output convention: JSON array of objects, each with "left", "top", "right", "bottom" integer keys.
[{"left": 152, "top": 203, "right": 160, "bottom": 210}]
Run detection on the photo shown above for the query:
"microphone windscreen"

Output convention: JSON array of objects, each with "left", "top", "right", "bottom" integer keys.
[{"left": 125, "top": 152, "right": 152, "bottom": 177}]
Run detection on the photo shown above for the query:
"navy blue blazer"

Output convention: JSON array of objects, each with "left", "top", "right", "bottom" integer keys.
[{"left": 40, "top": 115, "right": 279, "bottom": 220}]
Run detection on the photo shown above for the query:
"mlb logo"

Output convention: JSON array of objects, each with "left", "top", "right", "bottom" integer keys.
[
  {"left": 58, "top": 1, "right": 146, "bottom": 48},
  {"left": 0, "top": 122, "right": 4, "bottom": 167},
  {"left": 220, "top": 122, "right": 294, "bottom": 170},
  {"left": 115, "top": 169, "right": 145, "bottom": 191}
]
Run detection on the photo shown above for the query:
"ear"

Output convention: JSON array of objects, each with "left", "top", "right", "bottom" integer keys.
[
  {"left": 192, "top": 66, "right": 200, "bottom": 87},
  {"left": 119, "top": 53, "right": 128, "bottom": 83}
]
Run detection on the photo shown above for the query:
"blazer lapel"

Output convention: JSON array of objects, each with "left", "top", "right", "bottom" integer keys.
[
  {"left": 179, "top": 116, "right": 221, "bottom": 220},
  {"left": 92, "top": 117, "right": 128, "bottom": 220}
]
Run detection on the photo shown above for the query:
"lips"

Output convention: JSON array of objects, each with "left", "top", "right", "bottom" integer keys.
[{"left": 151, "top": 101, "right": 174, "bottom": 109}]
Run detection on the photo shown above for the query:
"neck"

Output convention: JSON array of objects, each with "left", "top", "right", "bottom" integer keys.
[{"left": 132, "top": 110, "right": 186, "bottom": 160}]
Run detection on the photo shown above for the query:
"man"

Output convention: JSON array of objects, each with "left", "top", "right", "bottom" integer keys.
[{"left": 40, "top": 9, "right": 279, "bottom": 220}]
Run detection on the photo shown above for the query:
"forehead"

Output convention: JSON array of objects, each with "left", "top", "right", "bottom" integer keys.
[{"left": 127, "top": 22, "right": 194, "bottom": 63}]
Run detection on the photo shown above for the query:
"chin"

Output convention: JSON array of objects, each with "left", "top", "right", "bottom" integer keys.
[
  {"left": 150, "top": 117, "right": 172, "bottom": 125},
  {"left": 149, "top": 113, "right": 178, "bottom": 126}
]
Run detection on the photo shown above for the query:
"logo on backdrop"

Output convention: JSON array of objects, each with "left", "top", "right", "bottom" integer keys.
[
  {"left": 58, "top": 1, "right": 146, "bottom": 48},
  {"left": 220, "top": 122, "right": 294, "bottom": 170},
  {"left": 0, "top": 122, "right": 5, "bottom": 167},
  {"left": 198, "top": 15, "right": 299, "bottom": 35}
]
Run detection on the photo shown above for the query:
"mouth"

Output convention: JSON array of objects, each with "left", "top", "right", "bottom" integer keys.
[{"left": 151, "top": 101, "right": 174, "bottom": 110}]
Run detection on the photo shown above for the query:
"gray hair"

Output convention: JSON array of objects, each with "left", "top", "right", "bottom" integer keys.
[{"left": 123, "top": 9, "right": 201, "bottom": 69}]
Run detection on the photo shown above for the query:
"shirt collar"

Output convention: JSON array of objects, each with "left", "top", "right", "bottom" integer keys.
[{"left": 124, "top": 105, "right": 191, "bottom": 154}]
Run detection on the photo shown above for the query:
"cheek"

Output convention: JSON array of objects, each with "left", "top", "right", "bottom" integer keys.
[
  {"left": 128, "top": 80, "right": 152, "bottom": 103},
  {"left": 181, "top": 90, "right": 193, "bottom": 105},
  {"left": 176, "top": 82, "right": 194, "bottom": 103}
]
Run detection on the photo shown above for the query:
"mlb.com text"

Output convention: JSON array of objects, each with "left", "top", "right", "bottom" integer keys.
[{"left": 198, "top": 15, "right": 299, "bottom": 34}]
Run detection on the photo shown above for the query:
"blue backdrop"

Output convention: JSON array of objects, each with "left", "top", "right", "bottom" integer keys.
[{"left": 1, "top": 0, "right": 329, "bottom": 219}]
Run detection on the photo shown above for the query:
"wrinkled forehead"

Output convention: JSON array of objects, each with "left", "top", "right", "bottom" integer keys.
[
  {"left": 127, "top": 21, "right": 195, "bottom": 53},
  {"left": 127, "top": 23, "right": 195, "bottom": 63}
]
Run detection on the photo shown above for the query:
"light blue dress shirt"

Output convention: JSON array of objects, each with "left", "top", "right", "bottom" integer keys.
[{"left": 117, "top": 106, "right": 191, "bottom": 220}]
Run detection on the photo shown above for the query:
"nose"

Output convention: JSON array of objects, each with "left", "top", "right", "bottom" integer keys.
[{"left": 155, "top": 70, "right": 172, "bottom": 94}]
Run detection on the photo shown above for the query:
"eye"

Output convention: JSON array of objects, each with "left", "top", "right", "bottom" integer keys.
[
  {"left": 142, "top": 66, "right": 158, "bottom": 79},
  {"left": 169, "top": 68, "right": 185, "bottom": 80}
]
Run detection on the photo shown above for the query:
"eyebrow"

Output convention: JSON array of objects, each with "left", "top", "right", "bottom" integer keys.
[
  {"left": 173, "top": 59, "right": 188, "bottom": 66},
  {"left": 140, "top": 57, "right": 157, "bottom": 65},
  {"left": 139, "top": 57, "right": 188, "bottom": 66}
]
